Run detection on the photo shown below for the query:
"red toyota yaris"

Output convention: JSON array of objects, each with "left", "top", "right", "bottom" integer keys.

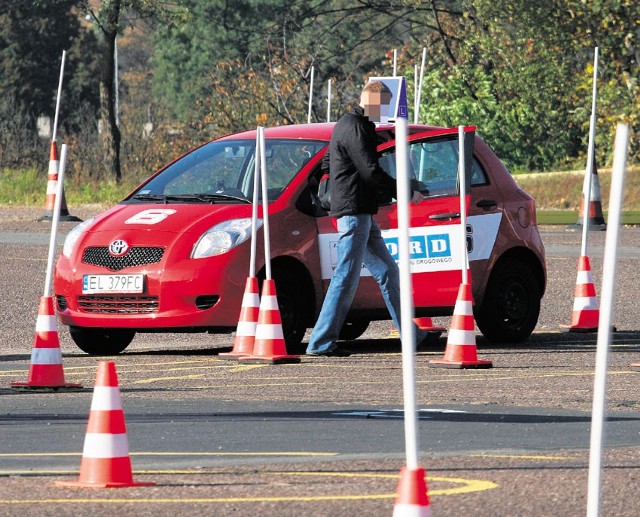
[{"left": 54, "top": 123, "right": 546, "bottom": 355}]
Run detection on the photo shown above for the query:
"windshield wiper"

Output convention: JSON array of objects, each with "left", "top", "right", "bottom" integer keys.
[
  {"left": 131, "top": 193, "right": 251, "bottom": 204},
  {"left": 131, "top": 193, "right": 167, "bottom": 202},
  {"left": 195, "top": 193, "right": 251, "bottom": 204}
]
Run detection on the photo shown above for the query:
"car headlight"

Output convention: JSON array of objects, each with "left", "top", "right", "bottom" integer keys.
[
  {"left": 62, "top": 217, "right": 94, "bottom": 258},
  {"left": 191, "top": 218, "right": 262, "bottom": 259}
]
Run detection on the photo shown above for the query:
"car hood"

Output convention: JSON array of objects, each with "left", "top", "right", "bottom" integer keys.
[{"left": 78, "top": 203, "right": 253, "bottom": 245}]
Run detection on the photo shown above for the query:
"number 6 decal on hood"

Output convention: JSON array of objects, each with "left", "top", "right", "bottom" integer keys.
[{"left": 125, "top": 209, "right": 177, "bottom": 225}]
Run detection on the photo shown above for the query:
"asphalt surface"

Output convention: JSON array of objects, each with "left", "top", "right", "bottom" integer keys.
[{"left": 1, "top": 206, "right": 639, "bottom": 516}]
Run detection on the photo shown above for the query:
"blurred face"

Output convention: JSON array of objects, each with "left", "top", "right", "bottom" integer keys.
[{"left": 360, "top": 89, "right": 392, "bottom": 122}]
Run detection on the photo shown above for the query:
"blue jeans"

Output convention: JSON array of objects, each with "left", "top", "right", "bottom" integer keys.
[{"left": 307, "top": 214, "right": 427, "bottom": 354}]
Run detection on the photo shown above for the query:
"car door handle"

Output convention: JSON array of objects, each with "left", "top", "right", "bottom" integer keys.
[
  {"left": 476, "top": 199, "right": 498, "bottom": 210},
  {"left": 429, "top": 212, "right": 460, "bottom": 221}
]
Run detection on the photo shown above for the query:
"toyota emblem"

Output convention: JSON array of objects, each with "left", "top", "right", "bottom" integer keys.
[{"left": 108, "top": 239, "right": 129, "bottom": 256}]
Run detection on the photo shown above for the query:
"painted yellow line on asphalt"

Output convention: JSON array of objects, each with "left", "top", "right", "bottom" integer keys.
[
  {"left": 0, "top": 471, "right": 497, "bottom": 504},
  {"left": 0, "top": 451, "right": 337, "bottom": 458},
  {"left": 470, "top": 453, "right": 572, "bottom": 461},
  {"left": 131, "top": 374, "right": 206, "bottom": 384}
]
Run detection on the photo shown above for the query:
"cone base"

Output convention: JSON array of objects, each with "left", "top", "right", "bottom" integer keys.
[
  {"left": 218, "top": 351, "right": 249, "bottom": 360},
  {"left": 568, "top": 224, "right": 607, "bottom": 232},
  {"left": 56, "top": 480, "right": 156, "bottom": 489},
  {"left": 239, "top": 355, "right": 301, "bottom": 364},
  {"left": 559, "top": 324, "right": 616, "bottom": 333},
  {"left": 428, "top": 359, "right": 492, "bottom": 369},
  {"left": 38, "top": 213, "right": 82, "bottom": 222},
  {"left": 11, "top": 382, "right": 83, "bottom": 392}
]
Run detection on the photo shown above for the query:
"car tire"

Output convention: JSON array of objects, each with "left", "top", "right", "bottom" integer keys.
[
  {"left": 339, "top": 319, "right": 370, "bottom": 340},
  {"left": 69, "top": 327, "right": 135, "bottom": 355},
  {"left": 474, "top": 259, "right": 541, "bottom": 343},
  {"left": 271, "top": 269, "right": 309, "bottom": 354}
]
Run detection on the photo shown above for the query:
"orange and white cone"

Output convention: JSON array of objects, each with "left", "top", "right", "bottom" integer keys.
[
  {"left": 631, "top": 362, "right": 640, "bottom": 371},
  {"left": 575, "top": 161, "right": 606, "bottom": 230},
  {"left": 11, "top": 296, "right": 82, "bottom": 391},
  {"left": 57, "top": 361, "right": 155, "bottom": 488},
  {"left": 560, "top": 255, "right": 600, "bottom": 332},
  {"left": 39, "top": 140, "right": 80, "bottom": 222},
  {"left": 239, "top": 279, "right": 300, "bottom": 364},
  {"left": 429, "top": 282, "right": 492, "bottom": 369},
  {"left": 219, "top": 276, "right": 260, "bottom": 360},
  {"left": 393, "top": 467, "right": 432, "bottom": 517}
]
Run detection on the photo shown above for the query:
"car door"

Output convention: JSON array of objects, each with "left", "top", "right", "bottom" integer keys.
[{"left": 315, "top": 126, "right": 476, "bottom": 311}]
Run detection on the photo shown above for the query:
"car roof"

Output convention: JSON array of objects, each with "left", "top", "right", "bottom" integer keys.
[{"left": 219, "top": 122, "right": 446, "bottom": 143}]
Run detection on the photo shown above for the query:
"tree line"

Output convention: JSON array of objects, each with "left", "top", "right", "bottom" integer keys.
[{"left": 1, "top": 0, "right": 637, "bottom": 185}]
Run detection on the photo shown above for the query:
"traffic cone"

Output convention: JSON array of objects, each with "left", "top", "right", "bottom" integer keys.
[
  {"left": 39, "top": 140, "right": 81, "bottom": 222},
  {"left": 429, "top": 282, "right": 492, "bottom": 369},
  {"left": 57, "top": 361, "right": 155, "bottom": 488},
  {"left": 560, "top": 255, "right": 600, "bottom": 332},
  {"left": 238, "top": 279, "right": 300, "bottom": 364},
  {"left": 415, "top": 317, "right": 446, "bottom": 333},
  {"left": 389, "top": 317, "right": 445, "bottom": 339},
  {"left": 631, "top": 362, "right": 640, "bottom": 371},
  {"left": 393, "top": 467, "right": 432, "bottom": 517},
  {"left": 574, "top": 160, "right": 606, "bottom": 230},
  {"left": 11, "top": 296, "right": 83, "bottom": 391},
  {"left": 219, "top": 276, "right": 260, "bottom": 360}
]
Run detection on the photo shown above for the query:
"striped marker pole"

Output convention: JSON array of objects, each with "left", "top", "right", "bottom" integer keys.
[
  {"left": 11, "top": 296, "right": 82, "bottom": 391},
  {"left": 560, "top": 255, "right": 601, "bottom": 332},
  {"left": 239, "top": 279, "right": 300, "bottom": 364},
  {"left": 57, "top": 361, "right": 155, "bottom": 488},
  {"left": 12, "top": 145, "right": 82, "bottom": 391},
  {"left": 219, "top": 276, "right": 261, "bottom": 359}
]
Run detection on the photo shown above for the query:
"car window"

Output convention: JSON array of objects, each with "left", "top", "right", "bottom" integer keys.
[
  {"left": 131, "top": 139, "right": 325, "bottom": 203},
  {"left": 380, "top": 135, "right": 487, "bottom": 199}
]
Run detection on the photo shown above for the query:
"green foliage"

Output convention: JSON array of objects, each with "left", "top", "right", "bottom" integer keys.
[{"left": 0, "top": 0, "right": 100, "bottom": 127}]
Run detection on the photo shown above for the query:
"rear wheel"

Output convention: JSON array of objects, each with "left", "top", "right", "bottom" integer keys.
[
  {"left": 69, "top": 327, "right": 135, "bottom": 355},
  {"left": 474, "top": 259, "right": 541, "bottom": 343}
]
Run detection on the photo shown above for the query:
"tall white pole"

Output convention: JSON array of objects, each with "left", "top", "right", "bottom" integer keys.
[
  {"left": 413, "top": 64, "right": 419, "bottom": 124},
  {"left": 393, "top": 49, "right": 398, "bottom": 76},
  {"left": 249, "top": 128, "right": 262, "bottom": 278},
  {"left": 586, "top": 123, "right": 629, "bottom": 517},
  {"left": 114, "top": 37, "right": 120, "bottom": 128},
  {"left": 43, "top": 144, "right": 68, "bottom": 297},
  {"left": 458, "top": 126, "right": 468, "bottom": 284},
  {"left": 326, "top": 79, "right": 332, "bottom": 123},
  {"left": 395, "top": 114, "right": 419, "bottom": 470},
  {"left": 307, "top": 65, "right": 315, "bottom": 124},
  {"left": 416, "top": 48, "right": 427, "bottom": 125},
  {"left": 258, "top": 127, "right": 272, "bottom": 280},
  {"left": 52, "top": 50, "right": 67, "bottom": 143},
  {"left": 581, "top": 47, "right": 599, "bottom": 256}
]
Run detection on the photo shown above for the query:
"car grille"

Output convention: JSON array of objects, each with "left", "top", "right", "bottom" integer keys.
[
  {"left": 77, "top": 295, "right": 159, "bottom": 314},
  {"left": 82, "top": 246, "right": 165, "bottom": 271}
]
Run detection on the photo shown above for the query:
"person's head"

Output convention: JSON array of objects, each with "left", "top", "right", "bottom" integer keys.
[{"left": 360, "top": 81, "right": 393, "bottom": 122}]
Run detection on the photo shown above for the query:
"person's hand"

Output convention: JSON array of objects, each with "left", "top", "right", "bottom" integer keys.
[{"left": 411, "top": 191, "right": 424, "bottom": 204}]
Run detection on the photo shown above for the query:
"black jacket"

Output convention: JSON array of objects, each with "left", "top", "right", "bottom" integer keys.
[{"left": 322, "top": 106, "right": 396, "bottom": 218}]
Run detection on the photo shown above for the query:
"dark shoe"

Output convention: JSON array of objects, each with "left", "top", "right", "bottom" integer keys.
[{"left": 307, "top": 347, "right": 352, "bottom": 357}]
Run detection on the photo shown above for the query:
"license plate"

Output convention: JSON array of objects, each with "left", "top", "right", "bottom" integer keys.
[{"left": 82, "top": 274, "right": 145, "bottom": 294}]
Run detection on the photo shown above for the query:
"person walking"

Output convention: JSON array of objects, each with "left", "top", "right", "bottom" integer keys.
[{"left": 306, "top": 80, "right": 427, "bottom": 357}]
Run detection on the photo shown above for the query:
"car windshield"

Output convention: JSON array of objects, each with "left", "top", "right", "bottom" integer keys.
[{"left": 127, "top": 138, "right": 326, "bottom": 204}]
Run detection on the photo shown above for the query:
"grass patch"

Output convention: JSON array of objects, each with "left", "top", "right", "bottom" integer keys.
[{"left": 2, "top": 166, "right": 639, "bottom": 225}]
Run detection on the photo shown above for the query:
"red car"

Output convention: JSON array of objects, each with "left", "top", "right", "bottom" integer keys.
[{"left": 54, "top": 123, "right": 546, "bottom": 355}]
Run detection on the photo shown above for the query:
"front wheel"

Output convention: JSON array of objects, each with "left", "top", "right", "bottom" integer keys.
[
  {"left": 474, "top": 260, "right": 541, "bottom": 343},
  {"left": 271, "top": 268, "right": 310, "bottom": 354},
  {"left": 69, "top": 327, "right": 135, "bottom": 355}
]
